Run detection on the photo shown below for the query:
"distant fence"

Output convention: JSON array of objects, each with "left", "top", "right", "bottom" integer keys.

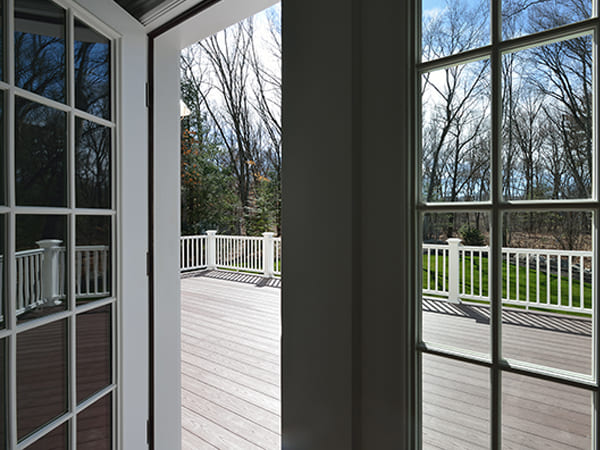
[
  {"left": 423, "top": 239, "right": 593, "bottom": 314},
  {"left": 180, "top": 231, "right": 281, "bottom": 277}
]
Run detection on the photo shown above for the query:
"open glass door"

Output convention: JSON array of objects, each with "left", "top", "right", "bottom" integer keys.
[{"left": 1, "top": 0, "right": 117, "bottom": 447}]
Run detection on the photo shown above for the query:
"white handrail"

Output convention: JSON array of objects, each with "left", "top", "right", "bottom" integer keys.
[
  {"left": 180, "top": 232, "right": 281, "bottom": 278},
  {"left": 423, "top": 240, "right": 593, "bottom": 314}
]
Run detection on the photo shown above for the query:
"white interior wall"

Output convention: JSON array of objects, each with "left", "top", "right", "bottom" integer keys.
[
  {"left": 72, "top": 1, "right": 150, "bottom": 449},
  {"left": 153, "top": 0, "right": 414, "bottom": 447}
]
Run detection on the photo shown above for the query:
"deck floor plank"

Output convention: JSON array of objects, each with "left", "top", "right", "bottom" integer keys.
[{"left": 181, "top": 272, "right": 593, "bottom": 449}]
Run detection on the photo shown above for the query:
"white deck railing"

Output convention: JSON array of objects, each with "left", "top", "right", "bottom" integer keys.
[
  {"left": 14, "top": 240, "right": 110, "bottom": 315},
  {"left": 180, "top": 231, "right": 281, "bottom": 278},
  {"left": 423, "top": 239, "right": 593, "bottom": 314}
]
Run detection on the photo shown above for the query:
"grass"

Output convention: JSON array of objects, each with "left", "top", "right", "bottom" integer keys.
[{"left": 423, "top": 254, "right": 592, "bottom": 310}]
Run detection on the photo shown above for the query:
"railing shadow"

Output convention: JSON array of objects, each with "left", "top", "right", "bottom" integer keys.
[
  {"left": 423, "top": 298, "right": 591, "bottom": 337},
  {"left": 182, "top": 269, "right": 281, "bottom": 288}
]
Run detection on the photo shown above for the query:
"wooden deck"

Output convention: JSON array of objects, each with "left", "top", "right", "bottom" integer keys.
[
  {"left": 181, "top": 271, "right": 281, "bottom": 450},
  {"left": 182, "top": 272, "right": 593, "bottom": 449}
]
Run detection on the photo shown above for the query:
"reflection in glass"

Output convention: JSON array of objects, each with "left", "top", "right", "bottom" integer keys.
[
  {"left": 503, "top": 373, "right": 591, "bottom": 448},
  {"left": 26, "top": 423, "right": 67, "bottom": 450},
  {"left": 502, "top": 36, "right": 593, "bottom": 200},
  {"left": 15, "top": 97, "right": 67, "bottom": 207},
  {"left": 503, "top": 0, "right": 591, "bottom": 40},
  {"left": 76, "top": 119, "right": 111, "bottom": 209},
  {"left": 0, "top": 91, "right": 4, "bottom": 205},
  {"left": 0, "top": 1, "right": 3, "bottom": 81},
  {"left": 423, "top": 354, "right": 490, "bottom": 448},
  {"left": 76, "top": 216, "right": 111, "bottom": 304},
  {"left": 16, "top": 215, "right": 67, "bottom": 323},
  {"left": 422, "top": 60, "right": 490, "bottom": 203},
  {"left": 502, "top": 211, "right": 592, "bottom": 375},
  {"left": 422, "top": 212, "right": 490, "bottom": 355},
  {"left": 75, "top": 19, "right": 111, "bottom": 119},
  {"left": 77, "top": 305, "right": 111, "bottom": 403},
  {"left": 0, "top": 340, "right": 5, "bottom": 449},
  {"left": 0, "top": 215, "right": 4, "bottom": 329},
  {"left": 15, "top": 0, "right": 66, "bottom": 102},
  {"left": 77, "top": 394, "right": 111, "bottom": 450},
  {"left": 421, "top": 0, "right": 489, "bottom": 62},
  {"left": 17, "top": 319, "right": 67, "bottom": 440}
]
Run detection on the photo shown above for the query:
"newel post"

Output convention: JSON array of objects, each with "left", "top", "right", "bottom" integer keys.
[
  {"left": 263, "top": 232, "right": 275, "bottom": 278},
  {"left": 447, "top": 238, "right": 462, "bottom": 304},
  {"left": 36, "top": 239, "right": 63, "bottom": 301},
  {"left": 206, "top": 230, "right": 217, "bottom": 270}
]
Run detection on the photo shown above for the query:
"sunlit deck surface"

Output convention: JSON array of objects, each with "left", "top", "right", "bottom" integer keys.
[
  {"left": 181, "top": 271, "right": 281, "bottom": 450},
  {"left": 181, "top": 272, "right": 592, "bottom": 449}
]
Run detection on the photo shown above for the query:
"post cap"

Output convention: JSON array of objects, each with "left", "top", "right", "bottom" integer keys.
[
  {"left": 206, "top": 230, "right": 217, "bottom": 235},
  {"left": 262, "top": 232, "right": 275, "bottom": 237},
  {"left": 446, "top": 238, "right": 462, "bottom": 244},
  {"left": 36, "top": 239, "right": 63, "bottom": 248}
]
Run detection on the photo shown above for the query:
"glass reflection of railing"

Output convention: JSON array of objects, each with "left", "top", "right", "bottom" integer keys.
[{"left": 13, "top": 240, "right": 109, "bottom": 316}]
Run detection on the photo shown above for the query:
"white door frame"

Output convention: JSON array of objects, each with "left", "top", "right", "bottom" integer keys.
[{"left": 150, "top": 0, "right": 277, "bottom": 447}]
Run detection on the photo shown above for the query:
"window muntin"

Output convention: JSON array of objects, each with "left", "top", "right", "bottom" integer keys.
[{"left": 417, "top": 0, "right": 599, "bottom": 448}]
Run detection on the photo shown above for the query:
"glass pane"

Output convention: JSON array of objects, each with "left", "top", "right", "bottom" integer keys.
[
  {"left": 75, "top": 19, "right": 111, "bottom": 119},
  {"left": 0, "top": 215, "right": 5, "bottom": 329},
  {"left": 17, "top": 319, "right": 68, "bottom": 440},
  {"left": 0, "top": 91, "right": 4, "bottom": 205},
  {"left": 502, "top": 212, "right": 592, "bottom": 375},
  {"left": 15, "top": 97, "right": 67, "bottom": 207},
  {"left": 16, "top": 215, "right": 67, "bottom": 323},
  {"left": 422, "top": 60, "right": 491, "bottom": 202},
  {"left": 26, "top": 423, "right": 68, "bottom": 450},
  {"left": 502, "top": 35, "right": 592, "bottom": 201},
  {"left": 76, "top": 119, "right": 111, "bottom": 209},
  {"left": 14, "top": 0, "right": 66, "bottom": 103},
  {"left": 422, "top": 212, "right": 490, "bottom": 355},
  {"left": 0, "top": 1, "right": 3, "bottom": 81},
  {"left": 77, "top": 394, "right": 111, "bottom": 450},
  {"left": 422, "top": 354, "right": 490, "bottom": 449},
  {"left": 0, "top": 339, "right": 5, "bottom": 449},
  {"left": 76, "top": 216, "right": 111, "bottom": 304},
  {"left": 77, "top": 304, "right": 111, "bottom": 403},
  {"left": 503, "top": 0, "right": 592, "bottom": 40},
  {"left": 422, "top": 0, "right": 489, "bottom": 62},
  {"left": 503, "top": 373, "right": 592, "bottom": 449}
]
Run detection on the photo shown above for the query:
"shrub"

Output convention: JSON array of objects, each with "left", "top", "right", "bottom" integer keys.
[{"left": 459, "top": 224, "right": 485, "bottom": 246}]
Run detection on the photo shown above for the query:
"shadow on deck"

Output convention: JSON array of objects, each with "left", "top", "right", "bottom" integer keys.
[{"left": 181, "top": 272, "right": 592, "bottom": 449}]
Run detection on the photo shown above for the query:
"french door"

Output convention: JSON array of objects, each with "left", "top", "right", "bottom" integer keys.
[{"left": 0, "top": 0, "right": 117, "bottom": 448}]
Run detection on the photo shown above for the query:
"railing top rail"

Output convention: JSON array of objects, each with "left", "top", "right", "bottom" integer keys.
[
  {"left": 460, "top": 245, "right": 490, "bottom": 251},
  {"left": 422, "top": 243, "right": 448, "bottom": 249},
  {"left": 75, "top": 245, "right": 110, "bottom": 251},
  {"left": 181, "top": 235, "right": 206, "bottom": 240},
  {"left": 423, "top": 242, "right": 592, "bottom": 257},
  {"left": 502, "top": 247, "right": 592, "bottom": 256},
  {"left": 15, "top": 248, "right": 44, "bottom": 257},
  {"left": 216, "top": 235, "right": 263, "bottom": 241}
]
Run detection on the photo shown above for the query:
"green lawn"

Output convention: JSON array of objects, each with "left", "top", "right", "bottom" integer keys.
[{"left": 423, "top": 253, "right": 592, "bottom": 309}]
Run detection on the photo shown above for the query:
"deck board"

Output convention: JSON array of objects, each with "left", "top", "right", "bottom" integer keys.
[{"left": 182, "top": 271, "right": 593, "bottom": 449}]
